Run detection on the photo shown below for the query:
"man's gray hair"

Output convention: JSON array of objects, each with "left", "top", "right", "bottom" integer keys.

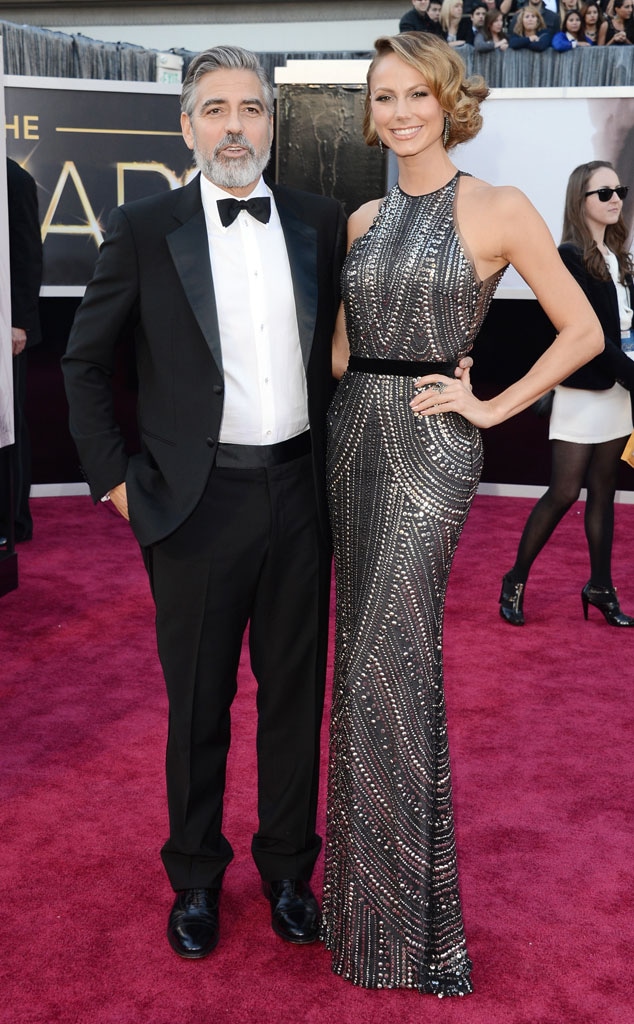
[{"left": 180, "top": 45, "right": 274, "bottom": 119}]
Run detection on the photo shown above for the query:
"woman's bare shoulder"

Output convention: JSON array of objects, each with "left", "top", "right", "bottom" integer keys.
[
  {"left": 348, "top": 197, "right": 383, "bottom": 244},
  {"left": 460, "top": 175, "right": 535, "bottom": 214},
  {"left": 457, "top": 176, "right": 552, "bottom": 275}
]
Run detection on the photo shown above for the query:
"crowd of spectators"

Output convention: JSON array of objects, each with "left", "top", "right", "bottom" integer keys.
[{"left": 398, "top": 0, "right": 634, "bottom": 49}]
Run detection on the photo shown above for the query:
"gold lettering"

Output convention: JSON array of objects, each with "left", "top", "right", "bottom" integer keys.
[
  {"left": 23, "top": 116, "right": 39, "bottom": 140},
  {"left": 40, "top": 161, "right": 104, "bottom": 248},
  {"left": 4, "top": 115, "right": 40, "bottom": 139},
  {"left": 116, "top": 161, "right": 182, "bottom": 205},
  {"left": 5, "top": 115, "right": 19, "bottom": 138}
]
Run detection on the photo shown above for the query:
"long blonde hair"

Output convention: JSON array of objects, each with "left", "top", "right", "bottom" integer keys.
[{"left": 440, "top": 0, "right": 463, "bottom": 31}]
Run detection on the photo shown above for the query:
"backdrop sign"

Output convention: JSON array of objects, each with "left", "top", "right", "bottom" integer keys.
[
  {"left": 4, "top": 76, "right": 190, "bottom": 296},
  {"left": 6, "top": 73, "right": 634, "bottom": 302}
]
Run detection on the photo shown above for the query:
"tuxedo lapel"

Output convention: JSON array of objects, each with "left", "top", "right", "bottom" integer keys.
[
  {"left": 166, "top": 180, "right": 321, "bottom": 379},
  {"left": 166, "top": 177, "right": 223, "bottom": 377},
  {"left": 274, "top": 188, "right": 318, "bottom": 370}
]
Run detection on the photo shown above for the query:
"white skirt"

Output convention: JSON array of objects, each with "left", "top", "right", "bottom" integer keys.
[{"left": 549, "top": 383, "right": 633, "bottom": 443}]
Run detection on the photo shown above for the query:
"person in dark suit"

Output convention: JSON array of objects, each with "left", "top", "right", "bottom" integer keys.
[
  {"left": 500, "top": 161, "right": 634, "bottom": 628},
  {"left": 62, "top": 45, "right": 347, "bottom": 960},
  {"left": 0, "top": 158, "right": 42, "bottom": 545},
  {"left": 458, "top": 1, "right": 489, "bottom": 41},
  {"left": 399, "top": 0, "right": 432, "bottom": 32}
]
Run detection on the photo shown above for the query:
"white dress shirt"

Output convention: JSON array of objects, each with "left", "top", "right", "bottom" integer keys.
[{"left": 199, "top": 173, "right": 309, "bottom": 445}]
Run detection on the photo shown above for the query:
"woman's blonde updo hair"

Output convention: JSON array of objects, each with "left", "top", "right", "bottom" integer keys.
[{"left": 363, "top": 33, "right": 489, "bottom": 152}]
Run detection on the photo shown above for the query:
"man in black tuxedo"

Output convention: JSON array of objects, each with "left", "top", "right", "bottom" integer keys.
[
  {"left": 62, "top": 46, "right": 346, "bottom": 959},
  {"left": 0, "top": 159, "right": 42, "bottom": 545}
]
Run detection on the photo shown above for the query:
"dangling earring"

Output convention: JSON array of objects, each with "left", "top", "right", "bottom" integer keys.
[
  {"left": 442, "top": 115, "right": 450, "bottom": 148},
  {"left": 378, "top": 138, "right": 384, "bottom": 154}
]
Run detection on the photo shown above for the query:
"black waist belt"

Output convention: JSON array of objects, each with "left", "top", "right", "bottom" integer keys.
[
  {"left": 347, "top": 356, "right": 457, "bottom": 377},
  {"left": 215, "top": 430, "right": 311, "bottom": 469}
]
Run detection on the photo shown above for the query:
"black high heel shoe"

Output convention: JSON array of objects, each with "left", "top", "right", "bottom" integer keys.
[
  {"left": 581, "top": 583, "right": 634, "bottom": 627},
  {"left": 499, "top": 573, "right": 525, "bottom": 626}
]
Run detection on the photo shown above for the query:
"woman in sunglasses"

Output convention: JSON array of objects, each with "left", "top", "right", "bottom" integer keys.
[{"left": 500, "top": 161, "right": 634, "bottom": 627}]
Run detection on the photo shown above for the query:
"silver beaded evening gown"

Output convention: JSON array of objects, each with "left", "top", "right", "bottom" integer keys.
[{"left": 322, "top": 173, "right": 506, "bottom": 995}]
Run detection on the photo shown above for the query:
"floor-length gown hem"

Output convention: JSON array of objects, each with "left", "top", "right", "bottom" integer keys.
[{"left": 321, "top": 925, "right": 474, "bottom": 996}]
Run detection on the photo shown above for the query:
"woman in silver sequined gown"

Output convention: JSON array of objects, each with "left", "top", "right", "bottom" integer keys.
[{"left": 320, "top": 33, "right": 604, "bottom": 995}]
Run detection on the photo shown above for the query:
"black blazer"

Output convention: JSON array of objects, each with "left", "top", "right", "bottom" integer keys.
[
  {"left": 7, "top": 157, "right": 42, "bottom": 348},
  {"left": 457, "top": 19, "right": 478, "bottom": 44},
  {"left": 558, "top": 243, "right": 634, "bottom": 393},
  {"left": 62, "top": 175, "right": 347, "bottom": 547}
]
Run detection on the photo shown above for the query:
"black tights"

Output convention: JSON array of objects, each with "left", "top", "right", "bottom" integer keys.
[{"left": 509, "top": 437, "right": 627, "bottom": 590}]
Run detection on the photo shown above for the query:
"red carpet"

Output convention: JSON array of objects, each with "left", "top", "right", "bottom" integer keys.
[{"left": 1, "top": 495, "right": 633, "bottom": 1024}]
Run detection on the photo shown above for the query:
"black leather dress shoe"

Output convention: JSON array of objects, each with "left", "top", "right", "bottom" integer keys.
[
  {"left": 262, "top": 879, "right": 320, "bottom": 944},
  {"left": 167, "top": 887, "right": 220, "bottom": 959}
]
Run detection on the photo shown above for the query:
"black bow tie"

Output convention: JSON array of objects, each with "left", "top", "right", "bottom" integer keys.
[{"left": 217, "top": 196, "right": 271, "bottom": 228}]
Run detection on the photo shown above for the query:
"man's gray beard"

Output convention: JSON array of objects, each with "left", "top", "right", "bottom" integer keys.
[{"left": 194, "top": 132, "right": 271, "bottom": 189}]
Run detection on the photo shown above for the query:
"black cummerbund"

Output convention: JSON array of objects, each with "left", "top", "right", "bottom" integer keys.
[
  {"left": 215, "top": 430, "right": 311, "bottom": 469},
  {"left": 347, "top": 356, "right": 457, "bottom": 377}
]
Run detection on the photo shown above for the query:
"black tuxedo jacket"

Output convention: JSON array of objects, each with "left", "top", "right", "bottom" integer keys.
[
  {"left": 7, "top": 157, "right": 42, "bottom": 349},
  {"left": 558, "top": 243, "right": 634, "bottom": 393},
  {"left": 62, "top": 175, "right": 347, "bottom": 547}
]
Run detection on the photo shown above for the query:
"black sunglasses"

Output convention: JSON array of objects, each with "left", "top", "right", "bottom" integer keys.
[{"left": 584, "top": 186, "right": 629, "bottom": 202}]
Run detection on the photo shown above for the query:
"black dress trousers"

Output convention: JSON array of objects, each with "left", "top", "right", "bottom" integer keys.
[{"left": 145, "top": 446, "right": 329, "bottom": 891}]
